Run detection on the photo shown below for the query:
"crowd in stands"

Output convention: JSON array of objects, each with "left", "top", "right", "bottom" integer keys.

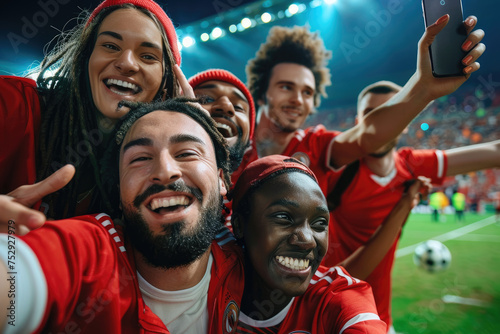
[{"left": 307, "top": 79, "right": 500, "bottom": 214}]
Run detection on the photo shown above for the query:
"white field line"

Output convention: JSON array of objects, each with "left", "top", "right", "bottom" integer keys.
[{"left": 396, "top": 215, "right": 497, "bottom": 258}]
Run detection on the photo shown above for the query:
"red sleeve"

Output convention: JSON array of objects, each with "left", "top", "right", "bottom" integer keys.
[
  {"left": 0, "top": 76, "right": 41, "bottom": 193},
  {"left": 313, "top": 266, "right": 387, "bottom": 333},
  {"left": 397, "top": 148, "right": 448, "bottom": 185},
  {"left": 294, "top": 126, "right": 341, "bottom": 171},
  {"left": 20, "top": 215, "right": 124, "bottom": 331}
]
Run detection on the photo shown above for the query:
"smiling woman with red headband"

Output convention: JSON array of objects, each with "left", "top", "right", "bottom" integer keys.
[
  {"left": 229, "top": 155, "right": 387, "bottom": 333},
  {"left": 0, "top": 0, "right": 195, "bottom": 231}
]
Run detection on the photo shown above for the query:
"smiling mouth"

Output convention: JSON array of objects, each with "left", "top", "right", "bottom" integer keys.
[
  {"left": 276, "top": 256, "right": 310, "bottom": 271},
  {"left": 148, "top": 195, "right": 190, "bottom": 214},
  {"left": 282, "top": 107, "right": 302, "bottom": 118},
  {"left": 212, "top": 117, "right": 238, "bottom": 138},
  {"left": 216, "top": 122, "right": 234, "bottom": 137},
  {"left": 105, "top": 78, "right": 142, "bottom": 96}
]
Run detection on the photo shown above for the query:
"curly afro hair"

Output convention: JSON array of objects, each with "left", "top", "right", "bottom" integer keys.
[{"left": 246, "top": 25, "right": 332, "bottom": 110}]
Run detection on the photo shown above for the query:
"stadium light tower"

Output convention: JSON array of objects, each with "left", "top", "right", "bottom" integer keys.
[
  {"left": 261, "top": 12, "right": 272, "bottom": 23},
  {"left": 288, "top": 3, "right": 299, "bottom": 15},
  {"left": 241, "top": 17, "right": 252, "bottom": 29},
  {"left": 210, "top": 27, "right": 223, "bottom": 40},
  {"left": 182, "top": 36, "right": 195, "bottom": 48}
]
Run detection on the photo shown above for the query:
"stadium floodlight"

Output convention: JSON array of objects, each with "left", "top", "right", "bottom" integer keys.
[
  {"left": 288, "top": 3, "right": 299, "bottom": 15},
  {"left": 210, "top": 27, "right": 223, "bottom": 39},
  {"left": 200, "top": 33, "right": 210, "bottom": 42},
  {"left": 182, "top": 36, "right": 195, "bottom": 48},
  {"left": 229, "top": 24, "right": 238, "bottom": 33},
  {"left": 177, "top": 40, "right": 183, "bottom": 52},
  {"left": 241, "top": 17, "right": 252, "bottom": 29},
  {"left": 324, "top": 0, "right": 338, "bottom": 4},
  {"left": 261, "top": 12, "right": 272, "bottom": 23}
]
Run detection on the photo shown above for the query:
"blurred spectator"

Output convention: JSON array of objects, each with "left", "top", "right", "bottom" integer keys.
[
  {"left": 307, "top": 80, "right": 500, "bottom": 213},
  {"left": 451, "top": 190, "right": 467, "bottom": 222}
]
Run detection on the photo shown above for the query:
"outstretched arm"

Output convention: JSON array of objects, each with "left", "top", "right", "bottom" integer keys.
[
  {"left": 330, "top": 15, "right": 485, "bottom": 169},
  {"left": 0, "top": 164, "right": 75, "bottom": 235},
  {"left": 338, "top": 177, "right": 431, "bottom": 280},
  {"left": 445, "top": 139, "right": 500, "bottom": 176}
]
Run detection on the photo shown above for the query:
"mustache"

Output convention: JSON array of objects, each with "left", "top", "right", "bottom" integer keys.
[{"left": 133, "top": 181, "right": 203, "bottom": 208}]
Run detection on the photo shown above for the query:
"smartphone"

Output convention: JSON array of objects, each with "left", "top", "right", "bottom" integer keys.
[{"left": 422, "top": 0, "right": 467, "bottom": 77}]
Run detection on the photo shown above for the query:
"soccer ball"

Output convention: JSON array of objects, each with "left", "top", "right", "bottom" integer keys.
[{"left": 413, "top": 240, "right": 452, "bottom": 273}]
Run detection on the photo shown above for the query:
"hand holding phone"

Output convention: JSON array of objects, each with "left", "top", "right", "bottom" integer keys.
[{"left": 422, "top": 0, "right": 467, "bottom": 77}]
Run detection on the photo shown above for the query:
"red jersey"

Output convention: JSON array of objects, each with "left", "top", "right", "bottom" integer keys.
[
  {"left": 232, "top": 125, "right": 341, "bottom": 194},
  {"left": 20, "top": 213, "right": 244, "bottom": 333},
  {"left": 323, "top": 148, "right": 448, "bottom": 328},
  {"left": 235, "top": 266, "right": 387, "bottom": 334},
  {"left": 0, "top": 76, "right": 41, "bottom": 194},
  {"left": 226, "top": 126, "right": 341, "bottom": 227}
]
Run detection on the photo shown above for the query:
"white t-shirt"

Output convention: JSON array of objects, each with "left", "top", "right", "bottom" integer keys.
[{"left": 138, "top": 254, "right": 213, "bottom": 334}]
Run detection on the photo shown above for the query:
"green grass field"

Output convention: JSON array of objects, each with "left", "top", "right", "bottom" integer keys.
[{"left": 391, "top": 212, "right": 500, "bottom": 333}]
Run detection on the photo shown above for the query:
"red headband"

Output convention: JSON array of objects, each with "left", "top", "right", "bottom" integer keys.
[
  {"left": 188, "top": 69, "right": 256, "bottom": 139},
  {"left": 231, "top": 155, "right": 318, "bottom": 207},
  {"left": 87, "top": 0, "right": 181, "bottom": 65}
]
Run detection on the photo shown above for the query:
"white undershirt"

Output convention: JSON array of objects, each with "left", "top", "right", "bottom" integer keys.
[
  {"left": 238, "top": 298, "right": 294, "bottom": 328},
  {"left": 137, "top": 253, "right": 213, "bottom": 334}
]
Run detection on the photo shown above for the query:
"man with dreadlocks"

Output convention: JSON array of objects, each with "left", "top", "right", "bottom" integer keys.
[
  {"left": 241, "top": 16, "right": 485, "bottom": 334},
  {"left": 0, "top": 98, "right": 244, "bottom": 334},
  {"left": 0, "top": 0, "right": 196, "bottom": 232}
]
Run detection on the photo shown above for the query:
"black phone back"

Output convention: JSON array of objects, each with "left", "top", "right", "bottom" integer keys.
[{"left": 422, "top": 0, "right": 467, "bottom": 77}]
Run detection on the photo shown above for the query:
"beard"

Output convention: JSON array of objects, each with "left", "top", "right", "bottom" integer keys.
[
  {"left": 228, "top": 129, "right": 249, "bottom": 173},
  {"left": 122, "top": 181, "right": 223, "bottom": 269},
  {"left": 267, "top": 103, "right": 300, "bottom": 133}
]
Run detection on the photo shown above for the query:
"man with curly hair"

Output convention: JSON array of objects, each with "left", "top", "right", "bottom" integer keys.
[
  {"left": 242, "top": 21, "right": 484, "bottom": 201},
  {"left": 241, "top": 16, "right": 485, "bottom": 334}
]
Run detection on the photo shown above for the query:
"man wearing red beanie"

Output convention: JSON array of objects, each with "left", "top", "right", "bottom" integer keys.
[{"left": 189, "top": 69, "right": 255, "bottom": 177}]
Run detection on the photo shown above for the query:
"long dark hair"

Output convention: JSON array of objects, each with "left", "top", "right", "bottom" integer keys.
[{"left": 35, "top": 4, "right": 179, "bottom": 218}]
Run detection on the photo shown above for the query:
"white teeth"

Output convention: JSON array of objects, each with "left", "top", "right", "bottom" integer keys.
[
  {"left": 216, "top": 122, "right": 233, "bottom": 137},
  {"left": 276, "top": 256, "right": 310, "bottom": 271},
  {"left": 106, "top": 78, "right": 140, "bottom": 94},
  {"left": 150, "top": 196, "right": 189, "bottom": 211},
  {"left": 283, "top": 107, "right": 300, "bottom": 117}
]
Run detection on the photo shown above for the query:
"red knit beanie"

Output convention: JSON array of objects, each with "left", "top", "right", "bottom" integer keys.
[
  {"left": 188, "top": 69, "right": 256, "bottom": 139},
  {"left": 230, "top": 155, "right": 318, "bottom": 208},
  {"left": 86, "top": 0, "right": 181, "bottom": 65}
]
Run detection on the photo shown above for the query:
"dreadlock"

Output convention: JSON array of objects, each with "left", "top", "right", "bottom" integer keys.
[
  {"left": 246, "top": 25, "right": 332, "bottom": 111},
  {"left": 34, "top": 4, "right": 179, "bottom": 218},
  {"left": 100, "top": 97, "right": 231, "bottom": 218}
]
